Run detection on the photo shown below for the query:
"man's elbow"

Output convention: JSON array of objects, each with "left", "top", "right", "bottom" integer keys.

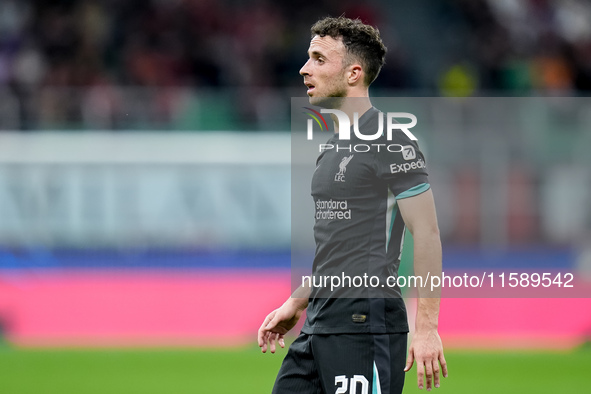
[{"left": 410, "top": 224, "right": 441, "bottom": 240}]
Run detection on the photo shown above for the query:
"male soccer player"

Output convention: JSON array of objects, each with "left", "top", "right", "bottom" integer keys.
[{"left": 258, "top": 16, "right": 447, "bottom": 393}]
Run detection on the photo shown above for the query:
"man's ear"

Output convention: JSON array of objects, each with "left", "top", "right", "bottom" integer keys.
[{"left": 347, "top": 64, "right": 364, "bottom": 85}]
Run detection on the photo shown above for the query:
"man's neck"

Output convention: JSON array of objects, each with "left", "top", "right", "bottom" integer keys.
[{"left": 330, "top": 96, "right": 373, "bottom": 131}]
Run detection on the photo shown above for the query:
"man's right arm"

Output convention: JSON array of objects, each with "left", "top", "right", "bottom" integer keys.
[{"left": 257, "top": 285, "right": 310, "bottom": 353}]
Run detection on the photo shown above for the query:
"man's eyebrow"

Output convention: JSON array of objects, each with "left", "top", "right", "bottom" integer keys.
[{"left": 308, "top": 50, "right": 326, "bottom": 58}]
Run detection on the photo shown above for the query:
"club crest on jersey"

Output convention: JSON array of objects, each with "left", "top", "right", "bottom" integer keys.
[{"left": 335, "top": 155, "right": 354, "bottom": 182}]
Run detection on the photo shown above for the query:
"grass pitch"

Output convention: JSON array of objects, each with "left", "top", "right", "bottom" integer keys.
[{"left": 0, "top": 344, "right": 589, "bottom": 394}]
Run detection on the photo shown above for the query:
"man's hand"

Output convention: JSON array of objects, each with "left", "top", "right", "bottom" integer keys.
[
  {"left": 258, "top": 299, "right": 305, "bottom": 354},
  {"left": 404, "top": 329, "right": 447, "bottom": 391}
]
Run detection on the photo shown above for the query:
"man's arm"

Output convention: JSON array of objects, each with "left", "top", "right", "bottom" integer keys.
[
  {"left": 257, "top": 285, "right": 310, "bottom": 353},
  {"left": 397, "top": 189, "right": 448, "bottom": 390}
]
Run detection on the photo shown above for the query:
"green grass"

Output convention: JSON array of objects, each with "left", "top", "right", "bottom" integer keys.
[
  {"left": 402, "top": 348, "right": 591, "bottom": 394},
  {"left": 0, "top": 344, "right": 589, "bottom": 394}
]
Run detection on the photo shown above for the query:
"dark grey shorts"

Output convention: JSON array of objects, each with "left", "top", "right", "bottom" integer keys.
[{"left": 272, "top": 332, "right": 407, "bottom": 394}]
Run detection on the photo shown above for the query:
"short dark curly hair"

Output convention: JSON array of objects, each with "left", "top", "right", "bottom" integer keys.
[{"left": 311, "top": 16, "right": 387, "bottom": 86}]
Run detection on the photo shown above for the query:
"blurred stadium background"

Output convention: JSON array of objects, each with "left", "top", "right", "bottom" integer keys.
[{"left": 0, "top": 0, "right": 590, "bottom": 393}]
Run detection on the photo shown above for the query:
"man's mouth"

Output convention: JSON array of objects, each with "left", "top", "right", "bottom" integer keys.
[{"left": 305, "top": 82, "right": 315, "bottom": 94}]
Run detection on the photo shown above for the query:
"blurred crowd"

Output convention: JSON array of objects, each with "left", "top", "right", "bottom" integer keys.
[
  {"left": 1, "top": 0, "right": 591, "bottom": 130},
  {"left": 441, "top": 0, "right": 591, "bottom": 95},
  {"left": 0, "top": 0, "right": 383, "bottom": 89}
]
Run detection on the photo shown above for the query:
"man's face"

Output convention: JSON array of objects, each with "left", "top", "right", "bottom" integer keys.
[{"left": 299, "top": 35, "right": 349, "bottom": 107}]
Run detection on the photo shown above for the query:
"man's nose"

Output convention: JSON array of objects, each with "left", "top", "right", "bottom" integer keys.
[{"left": 300, "top": 59, "right": 311, "bottom": 76}]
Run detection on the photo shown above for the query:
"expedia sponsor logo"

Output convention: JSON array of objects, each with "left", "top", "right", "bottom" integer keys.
[
  {"left": 390, "top": 158, "right": 426, "bottom": 174},
  {"left": 402, "top": 145, "right": 416, "bottom": 160}
]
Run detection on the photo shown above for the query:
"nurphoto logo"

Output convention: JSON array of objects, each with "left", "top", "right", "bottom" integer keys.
[{"left": 305, "top": 108, "right": 418, "bottom": 141}]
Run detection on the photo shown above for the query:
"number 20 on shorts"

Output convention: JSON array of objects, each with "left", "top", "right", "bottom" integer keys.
[{"left": 335, "top": 375, "right": 369, "bottom": 394}]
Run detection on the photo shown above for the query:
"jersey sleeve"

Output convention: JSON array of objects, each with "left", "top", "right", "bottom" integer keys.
[{"left": 374, "top": 133, "right": 430, "bottom": 199}]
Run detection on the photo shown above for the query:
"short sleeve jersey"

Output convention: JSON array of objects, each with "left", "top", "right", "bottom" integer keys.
[{"left": 302, "top": 107, "right": 430, "bottom": 334}]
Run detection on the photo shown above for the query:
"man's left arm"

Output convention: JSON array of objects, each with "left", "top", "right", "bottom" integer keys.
[{"left": 397, "top": 189, "right": 448, "bottom": 391}]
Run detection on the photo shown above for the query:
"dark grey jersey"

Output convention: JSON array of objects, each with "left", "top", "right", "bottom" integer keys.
[{"left": 302, "top": 107, "right": 430, "bottom": 334}]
